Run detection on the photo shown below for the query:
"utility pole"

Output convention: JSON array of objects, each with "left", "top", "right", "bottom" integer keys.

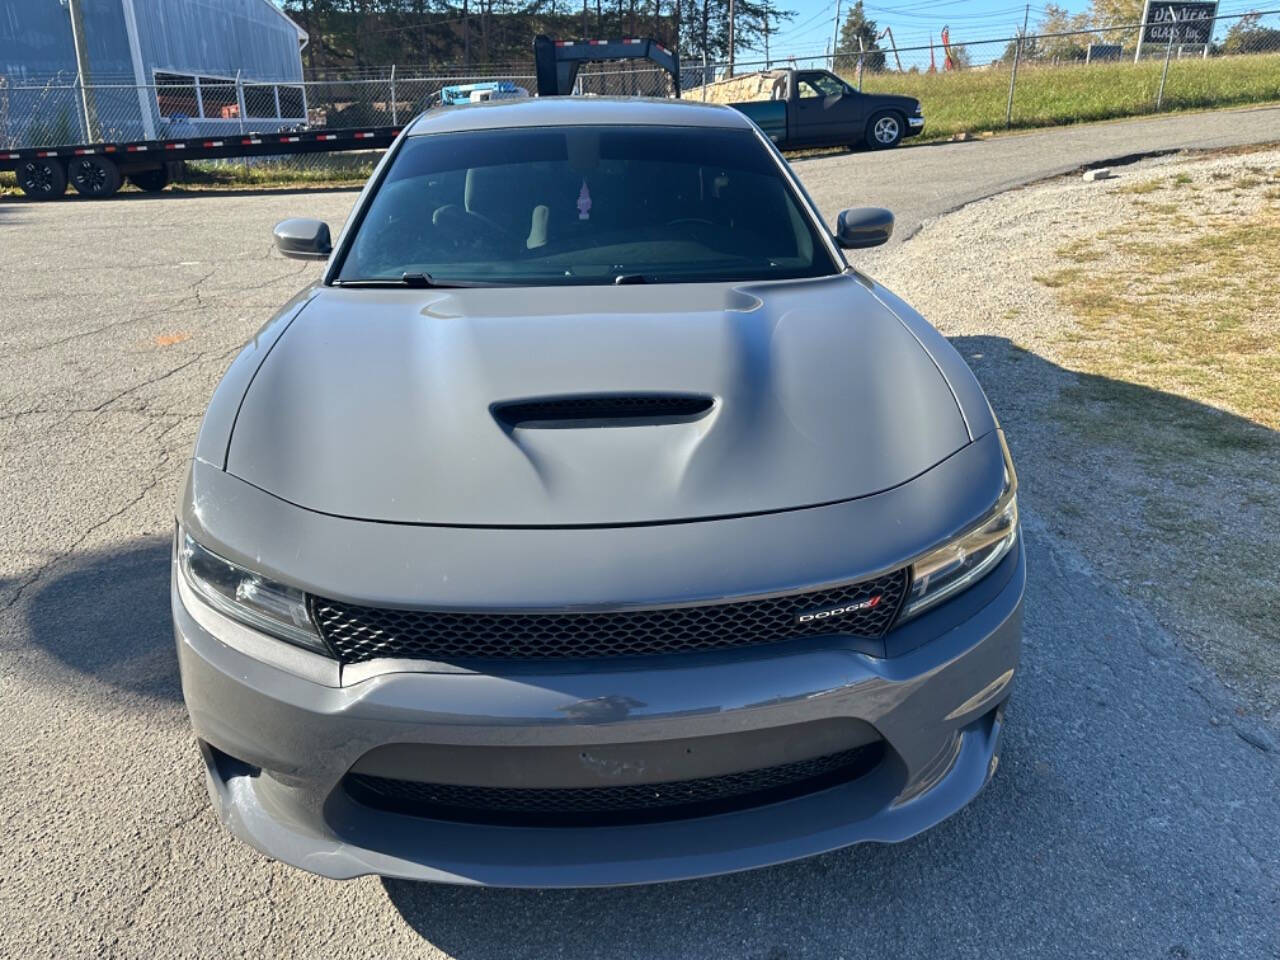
[
  {"left": 1005, "top": 5, "right": 1029, "bottom": 128},
  {"left": 727, "top": 0, "right": 736, "bottom": 77},
  {"left": 762, "top": 1, "right": 771, "bottom": 68},
  {"left": 65, "top": 0, "right": 98, "bottom": 142},
  {"left": 732, "top": 0, "right": 742, "bottom": 77},
  {"left": 831, "top": 0, "right": 842, "bottom": 71},
  {"left": 1005, "top": 20, "right": 1022, "bottom": 127},
  {"left": 1156, "top": 9, "right": 1176, "bottom": 109},
  {"left": 463, "top": 0, "right": 471, "bottom": 67},
  {"left": 701, "top": 0, "right": 709, "bottom": 89}
]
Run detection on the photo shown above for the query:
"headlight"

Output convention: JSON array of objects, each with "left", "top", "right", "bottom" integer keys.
[
  {"left": 177, "top": 529, "right": 330, "bottom": 655},
  {"left": 900, "top": 434, "right": 1019, "bottom": 620}
]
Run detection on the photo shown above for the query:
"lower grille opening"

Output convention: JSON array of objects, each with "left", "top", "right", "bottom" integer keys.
[{"left": 343, "top": 741, "right": 885, "bottom": 827}]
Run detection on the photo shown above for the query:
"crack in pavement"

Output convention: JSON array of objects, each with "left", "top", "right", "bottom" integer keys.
[
  {"left": 5, "top": 295, "right": 203, "bottom": 358},
  {"left": 0, "top": 437, "right": 179, "bottom": 614}
]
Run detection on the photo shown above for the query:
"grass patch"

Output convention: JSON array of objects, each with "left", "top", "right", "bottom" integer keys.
[
  {"left": 1118, "top": 179, "right": 1162, "bottom": 194},
  {"left": 852, "top": 52, "right": 1280, "bottom": 140},
  {"left": 1040, "top": 198, "right": 1280, "bottom": 428},
  {"left": 177, "top": 157, "right": 375, "bottom": 189},
  {"left": 1036, "top": 166, "right": 1280, "bottom": 687}
]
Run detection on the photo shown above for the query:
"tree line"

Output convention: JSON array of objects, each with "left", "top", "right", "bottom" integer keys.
[
  {"left": 279, "top": 0, "right": 794, "bottom": 70},
  {"left": 278, "top": 0, "right": 1276, "bottom": 75}
]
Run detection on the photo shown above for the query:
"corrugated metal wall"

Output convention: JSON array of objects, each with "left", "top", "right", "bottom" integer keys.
[
  {"left": 133, "top": 0, "right": 304, "bottom": 83},
  {"left": 1, "top": 0, "right": 304, "bottom": 147},
  {"left": 1, "top": 2, "right": 80, "bottom": 80}
]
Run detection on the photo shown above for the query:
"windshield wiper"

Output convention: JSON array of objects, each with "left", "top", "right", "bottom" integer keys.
[
  {"left": 333, "top": 272, "right": 494, "bottom": 289},
  {"left": 613, "top": 273, "right": 649, "bottom": 285}
]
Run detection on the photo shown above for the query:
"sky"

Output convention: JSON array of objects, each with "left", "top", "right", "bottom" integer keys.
[
  {"left": 746, "top": 0, "right": 1263, "bottom": 66},
  {"left": 755, "top": 0, "right": 1092, "bottom": 64}
]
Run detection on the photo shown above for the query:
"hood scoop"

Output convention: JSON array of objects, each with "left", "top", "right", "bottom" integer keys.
[{"left": 493, "top": 394, "right": 715, "bottom": 429}]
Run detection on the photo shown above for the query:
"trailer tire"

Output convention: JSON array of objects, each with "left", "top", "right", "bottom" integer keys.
[
  {"left": 17, "top": 158, "right": 67, "bottom": 200},
  {"left": 68, "top": 155, "right": 123, "bottom": 198},
  {"left": 128, "top": 166, "right": 171, "bottom": 193},
  {"left": 865, "top": 111, "right": 904, "bottom": 150}
]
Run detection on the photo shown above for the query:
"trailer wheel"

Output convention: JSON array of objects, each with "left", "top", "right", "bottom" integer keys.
[
  {"left": 17, "top": 158, "right": 68, "bottom": 200},
  {"left": 128, "top": 166, "right": 170, "bottom": 193},
  {"left": 68, "top": 155, "right": 122, "bottom": 198},
  {"left": 865, "top": 111, "right": 904, "bottom": 150}
]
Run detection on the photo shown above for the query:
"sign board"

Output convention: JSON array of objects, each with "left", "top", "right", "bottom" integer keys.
[
  {"left": 1139, "top": 0, "right": 1219, "bottom": 46},
  {"left": 1086, "top": 43, "right": 1123, "bottom": 61}
]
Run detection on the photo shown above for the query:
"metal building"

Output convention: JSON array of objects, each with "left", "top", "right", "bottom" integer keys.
[{"left": 1, "top": 0, "right": 308, "bottom": 147}]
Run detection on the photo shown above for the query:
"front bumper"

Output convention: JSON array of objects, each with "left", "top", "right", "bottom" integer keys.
[
  {"left": 174, "top": 539, "right": 1024, "bottom": 887},
  {"left": 905, "top": 115, "right": 925, "bottom": 138}
]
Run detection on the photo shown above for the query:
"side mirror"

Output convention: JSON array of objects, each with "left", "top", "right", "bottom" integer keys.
[
  {"left": 835, "top": 207, "right": 894, "bottom": 249},
  {"left": 274, "top": 218, "right": 332, "bottom": 260}
]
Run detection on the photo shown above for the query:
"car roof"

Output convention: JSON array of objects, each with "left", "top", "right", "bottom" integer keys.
[{"left": 405, "top": 96, "right": 755, "bottom": 136}]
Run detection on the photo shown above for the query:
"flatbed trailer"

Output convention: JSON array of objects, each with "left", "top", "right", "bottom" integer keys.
[{"left": 1, "top": 124, "right": 404, "bottom": 200}]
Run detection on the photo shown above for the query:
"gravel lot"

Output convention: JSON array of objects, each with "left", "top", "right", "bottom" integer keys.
[
  {"left": 865, "top": 146, "right": 1280, "bottom": 717},
  {"left": 2, "top": 110, "right": 1279, "bottom": 959}
]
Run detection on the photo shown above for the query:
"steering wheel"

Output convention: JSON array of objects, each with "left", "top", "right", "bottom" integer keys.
[{"left": 432, "top": 203, "right": 518, "bottom": 255}]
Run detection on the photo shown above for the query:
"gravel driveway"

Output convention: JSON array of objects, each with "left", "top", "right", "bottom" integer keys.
[
  {"left": 1, "top": 110, "right": 1278, "bottom": 959},
  {"left": 864, "top": 146, "right": 1280, "bottom": 718}
]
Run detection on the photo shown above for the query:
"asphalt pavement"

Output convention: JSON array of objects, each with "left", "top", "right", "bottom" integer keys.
[{"left": 1, "top": 106, "right": 1277, "bottom": 959}]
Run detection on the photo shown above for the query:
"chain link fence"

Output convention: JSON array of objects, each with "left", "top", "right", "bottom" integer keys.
[
  {"left": 1, "top": 8, "right": 1276, "bottom": 181},
  {"left": 692, "top": 9, "right": 1280, "bottom": 138}
]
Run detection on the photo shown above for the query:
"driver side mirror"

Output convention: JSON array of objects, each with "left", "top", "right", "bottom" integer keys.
[
  {"left": 835, "top": 207, "right": 894, "bottom": 249},
  {"left": 274, "top": 218, "right": 332, "bottom": 260}
]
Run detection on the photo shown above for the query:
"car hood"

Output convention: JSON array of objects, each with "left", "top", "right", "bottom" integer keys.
[{"left": 225, "top": 274, "right": 969, "bottom": 527}]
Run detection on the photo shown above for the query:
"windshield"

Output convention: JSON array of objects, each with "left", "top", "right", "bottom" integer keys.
[{"left": 334, "top": 124, "right": 840, "bottom": 287}]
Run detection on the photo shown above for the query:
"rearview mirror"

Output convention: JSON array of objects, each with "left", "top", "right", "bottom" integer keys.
[
  {"left": 835, "top": 207, "right": 894, "bottom": 249},
  {"left": 274, "top": 218, "right": 332, "bottom": 260}
]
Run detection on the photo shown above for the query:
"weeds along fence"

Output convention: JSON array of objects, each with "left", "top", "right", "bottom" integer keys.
[{"left": 0, "top": 8, "right": 1275, "bottom": 177}]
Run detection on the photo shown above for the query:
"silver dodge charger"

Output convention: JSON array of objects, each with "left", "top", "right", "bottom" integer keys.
[{"left": 173, "top": 96, "right": 1024, "bottom": 886}]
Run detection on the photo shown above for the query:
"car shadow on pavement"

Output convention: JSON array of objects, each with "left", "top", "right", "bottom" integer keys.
[
  {"left": 20, "top": 535, "right": 181, "bottom": 705},
  {"left": 378, "top": 777, "right": 1032, "bottom": 960},
  {"left": 0, "top": 200, "right": 31, "bottom": 222},
  {"left": 379, "top": 339, "right": 1280, "bottom": 959}
]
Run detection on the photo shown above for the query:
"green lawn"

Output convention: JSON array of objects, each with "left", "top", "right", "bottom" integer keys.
[{"left": 851, "top": 52, "right": 1280, "bottom": 140}]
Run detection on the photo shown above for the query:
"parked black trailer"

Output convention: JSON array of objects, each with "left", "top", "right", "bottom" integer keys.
[{"left": 1, "top": 125, "right": 403, "bottom": 200}]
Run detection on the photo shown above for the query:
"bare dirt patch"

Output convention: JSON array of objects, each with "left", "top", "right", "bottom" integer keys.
[{"left": 866, "top": 147, "right": 1280, "bottom": 718}]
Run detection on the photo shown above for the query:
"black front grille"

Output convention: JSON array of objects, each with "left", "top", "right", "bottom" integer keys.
[
  {"left": 311, "top": 569, "right": 908, "bottom": 665},
  {"left": 344, "top": 741, "right": 885, "bottom": 826}
]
